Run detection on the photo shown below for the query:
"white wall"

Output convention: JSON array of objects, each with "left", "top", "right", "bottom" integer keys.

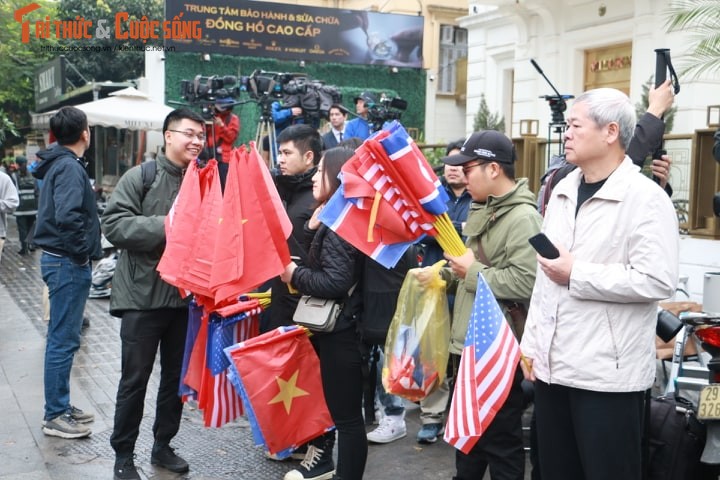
[
  {"left": 428, "top": 95, "right": 467, "bottom": 143},
  {"left": 679, "top": 237, "right": 720, "bottom": 304},
  {"left": 142, "top": 50, "right": 167, "bottom": 157}
]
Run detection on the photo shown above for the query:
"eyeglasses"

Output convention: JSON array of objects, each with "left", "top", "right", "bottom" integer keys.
[
  {"left": 168, "top": 129, "right": 206, "bottom": 143},
  {"left": 462, "top": 162, "right": 485, "bottom": 175}
]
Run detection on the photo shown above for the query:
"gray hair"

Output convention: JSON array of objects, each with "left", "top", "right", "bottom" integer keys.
[{"left": 573, "top": 88, "right": 636, "bottom": 150}]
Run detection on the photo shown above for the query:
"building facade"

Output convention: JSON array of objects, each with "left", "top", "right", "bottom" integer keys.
[{"left": 460, "top": 0, "right": 720, "bottom": 301}]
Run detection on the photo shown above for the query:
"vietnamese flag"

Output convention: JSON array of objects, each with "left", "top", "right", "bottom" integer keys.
[
  {"left": 157, "top": 159, "right": 223, "bottom": 299},
  {"left": 210, "top": 144, "right": 292, "bottom": 305},
  {"left": 225, "top": 326, "right": 334, "bottom": 457}
]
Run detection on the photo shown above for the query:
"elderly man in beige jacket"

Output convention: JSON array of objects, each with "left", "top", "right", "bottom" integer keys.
[{"left": 520, "top": 88, "right": 679, "bottom": 480}]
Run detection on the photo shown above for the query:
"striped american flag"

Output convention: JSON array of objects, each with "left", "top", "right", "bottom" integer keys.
[
  {"left": 444, "top": 272, "right": 521, "bottom": 453},
  {"left": 204, "top": 313, "right": 259, "bottom": 428}
]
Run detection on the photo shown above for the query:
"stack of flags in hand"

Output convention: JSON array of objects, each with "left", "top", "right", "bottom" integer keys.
[{"left": 319, "top": 121, "right": 465, "bottom": 269}]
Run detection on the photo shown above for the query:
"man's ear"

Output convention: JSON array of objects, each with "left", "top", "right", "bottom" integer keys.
[
  {"left": 304, "top": 150, "right": 315, "bottom": 167},
  {"left": 605, "top": 122, "right": 620, "bottom": 145}
]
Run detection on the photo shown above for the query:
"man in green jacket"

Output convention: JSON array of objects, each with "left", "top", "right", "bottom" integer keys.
[
  {"left": 102, "top": 108, "right": 205, "bottom": 480},
  {"left": 426, "top": 130, "right": 541, "bottom": 480}
]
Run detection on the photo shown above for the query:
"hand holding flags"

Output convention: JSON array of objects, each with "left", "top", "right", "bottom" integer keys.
[{"left": 444, "top": 272, "right": 521, "bottom": 453}]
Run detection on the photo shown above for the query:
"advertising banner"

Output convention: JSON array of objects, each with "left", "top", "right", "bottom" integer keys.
[{"left": 165, "top": 0, "right": 424, "bottom": 68}]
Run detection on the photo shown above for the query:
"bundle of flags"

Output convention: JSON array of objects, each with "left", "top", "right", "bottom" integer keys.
[
  {"left": 180, "top": 299, "right": 263, "bottom": 428},
  {"left": 157, "top": 144, "right": 292, "bottom": 310},
  {"left": 382, "top": 260, "right": 449, "bottom": 402},
  {"left": 319, "top": 121, "right": 465, "bottom": 268},
  {"left": 444, "top": 273, "right": 521, "bottom": 453},
  {"left": 225, "top": 325, "right": 334, "bottom": 458},
  {"left": 384, "top": 324, "right": 440, "bottom": 402}
]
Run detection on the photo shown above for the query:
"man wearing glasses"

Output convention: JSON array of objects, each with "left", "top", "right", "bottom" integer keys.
[
  {"left": 431, "top": 130, "right": 542, "bottom": 480},
  {"left": 102, "top": 108, "right": 205, "bottom": 480}
]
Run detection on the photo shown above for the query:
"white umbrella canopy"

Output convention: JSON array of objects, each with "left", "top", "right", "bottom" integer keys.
[{"left": 74, "top": 87, "right": 173, "bottom": 131}]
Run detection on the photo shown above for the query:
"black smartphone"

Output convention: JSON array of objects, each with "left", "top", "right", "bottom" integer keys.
[{"left": 528, "top": 233, "right": 560, "bottom": 259}]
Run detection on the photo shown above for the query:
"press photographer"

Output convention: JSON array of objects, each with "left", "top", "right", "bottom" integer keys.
[
  {"left": 178, "top": 75, "right": 242, "bottom": 187},
  {"left": 205, "top": 97, "right": 239, "bottom": 164},
  {"left": 345, "top": 91, "right": 407, "bottom": 139},
  {"left": 239, "top": 70, "right": 341, "bottom": 165}
]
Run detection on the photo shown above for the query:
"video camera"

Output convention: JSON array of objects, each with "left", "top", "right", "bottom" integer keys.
[
  {"left": 367, "top": 95, "right": 407, "bottom": 133},
  {"left": 179, "top": 74, "right": 242, "bottom": 120},
  {"left": 239, "top": 70, "right": 342, "bottom": 122}
]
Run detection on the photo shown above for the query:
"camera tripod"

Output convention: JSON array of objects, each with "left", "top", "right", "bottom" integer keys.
[
  {"left": 255, "top": 100, "right": 278, "bottom": 169},
  {"left": 530, "top": 59, "right": 574, "bottom": 166}
]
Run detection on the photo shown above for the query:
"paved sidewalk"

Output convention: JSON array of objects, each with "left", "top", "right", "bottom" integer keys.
[{"left": 0, "top": 222, "right": 527, "bottom": 479}]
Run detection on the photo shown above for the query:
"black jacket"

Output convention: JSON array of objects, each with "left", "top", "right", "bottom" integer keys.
[
  {"left": 32, "top": 143, "right": 102, "bottom": 264},
  {"left": 291, "top": 224, "right": 362, "bottom": 333},
  {"left": 265, "top": 168, "right": 318, "bottom": 332}
]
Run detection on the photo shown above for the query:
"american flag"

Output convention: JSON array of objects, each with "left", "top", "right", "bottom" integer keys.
[
  {"left": 203, "top": 312, "right": 259, "bottom": 428},
  {"left": 444, "top": 272, "right": 521, "bottom": 453}
]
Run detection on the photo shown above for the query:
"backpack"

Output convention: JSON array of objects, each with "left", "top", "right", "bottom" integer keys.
[
  {"left": 646, "top": 395, "right": 711, "bottom": 480},
  {"left": 14, "top": 173, "right": 38, "bottom": 212},
  {"left": 537, "top": 154, "right": 575, "bottom": 216},
  {"left": 140, "top": 160, "right": 156, "bottom": 196},
  {"left": 359, "top": 245, "right": 418, "bottom": 345}
]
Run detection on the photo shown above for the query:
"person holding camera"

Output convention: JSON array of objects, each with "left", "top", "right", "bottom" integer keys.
[
  {"left": 205, "top": 97, "right": 239, "bottom": 163},
  {"left": 344, "top": 91, "right": 376, "bottom": 140}
]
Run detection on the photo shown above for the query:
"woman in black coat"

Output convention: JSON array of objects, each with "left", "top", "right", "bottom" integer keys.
[{"left": 281, "top": 147, "right": 366, "bottom": 480}]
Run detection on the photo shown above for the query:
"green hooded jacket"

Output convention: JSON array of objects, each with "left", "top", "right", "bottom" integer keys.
[{"left": 442, "top": 178, "right": 542, "bottom": 355}]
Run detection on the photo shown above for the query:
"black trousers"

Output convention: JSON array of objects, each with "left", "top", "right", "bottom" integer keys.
[
  {"left": 534, "top": 380, "right": 645, "bottom": 480},
  {"left": 110, "top": 308, "right": 188, "bottom": 457},
  {"left": 312, "top": 327, "right": 367, "bottom": 480},
  {"left": 16, "top": 215, "right": 35, "bottom": 249},
  {"left": 455, "top": 366, "right": 526, "bottom": 480}
]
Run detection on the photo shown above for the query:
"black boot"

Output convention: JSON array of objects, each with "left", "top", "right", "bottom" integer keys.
[
  {"left": 283, "top": 432, "right": 335, "bottom": 480},
  {"left": 151, "top": 442, "right": 189, "bottom": 473},
  {"left": 114, "top": 455, "right": 140, "bottom": 480}
]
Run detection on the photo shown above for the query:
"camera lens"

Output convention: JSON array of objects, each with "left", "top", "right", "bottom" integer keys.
[{"left": 656, "top": 309, "right": 683, "bottom": 343}]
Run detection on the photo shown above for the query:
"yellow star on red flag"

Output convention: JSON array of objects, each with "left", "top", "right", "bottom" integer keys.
[{"left": 268, "top": 369, "right": 309, "bottom": 414}]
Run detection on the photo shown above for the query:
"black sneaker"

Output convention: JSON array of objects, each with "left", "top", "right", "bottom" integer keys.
[
  {"left": 283, "top": 445, "right": 335, "bottom": 480},
  {"left": 114, "top": 455, "right": 140, "bottom": 480},
  {"left": 151, "top": 444, "right": 189, "bottom": 473}
]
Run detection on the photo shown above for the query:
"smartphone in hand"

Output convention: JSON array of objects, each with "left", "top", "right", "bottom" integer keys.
[{"left": 528, "top": 233, "right": 560, "bottom": 259}]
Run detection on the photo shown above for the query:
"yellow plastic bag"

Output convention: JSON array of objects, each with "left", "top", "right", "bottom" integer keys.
[{"left": 382, "top": 260, "right": 451, "bottom": 402}]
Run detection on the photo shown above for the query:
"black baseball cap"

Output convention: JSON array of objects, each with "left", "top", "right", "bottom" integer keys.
[{"left": 442, "top": 130, "right": 516, "bottom": 166}]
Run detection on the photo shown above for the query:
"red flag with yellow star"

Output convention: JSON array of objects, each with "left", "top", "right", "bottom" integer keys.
[
  {"left": 210, "top": 144, "right": 292, "bottom": 305},
  {"left": 225, "top": 326, "right": 334, "bottom": 456}
]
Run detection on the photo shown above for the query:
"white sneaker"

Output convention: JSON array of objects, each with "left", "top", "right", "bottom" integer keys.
[{"left": 366, "top": 414, "right": 407, "bottom": 444}]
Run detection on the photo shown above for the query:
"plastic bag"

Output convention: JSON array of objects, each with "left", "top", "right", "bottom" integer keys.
[{"left": 382, "top": 260, "right": 451, "bottom": 402}]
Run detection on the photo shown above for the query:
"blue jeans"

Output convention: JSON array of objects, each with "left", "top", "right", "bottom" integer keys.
[
  {"left": 41, "top": 252, "right": 91, "bottom": 421},
  {"left": 375, "top": 348, "right": 405, "bottom": 416}
]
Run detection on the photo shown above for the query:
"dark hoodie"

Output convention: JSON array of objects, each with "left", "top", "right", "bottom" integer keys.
[
  {"left": 264, "top": 167, "right": 317, "bottom": 332},
  {"left": 33, "top": 143, "right": 102, "bottom": 264}
]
